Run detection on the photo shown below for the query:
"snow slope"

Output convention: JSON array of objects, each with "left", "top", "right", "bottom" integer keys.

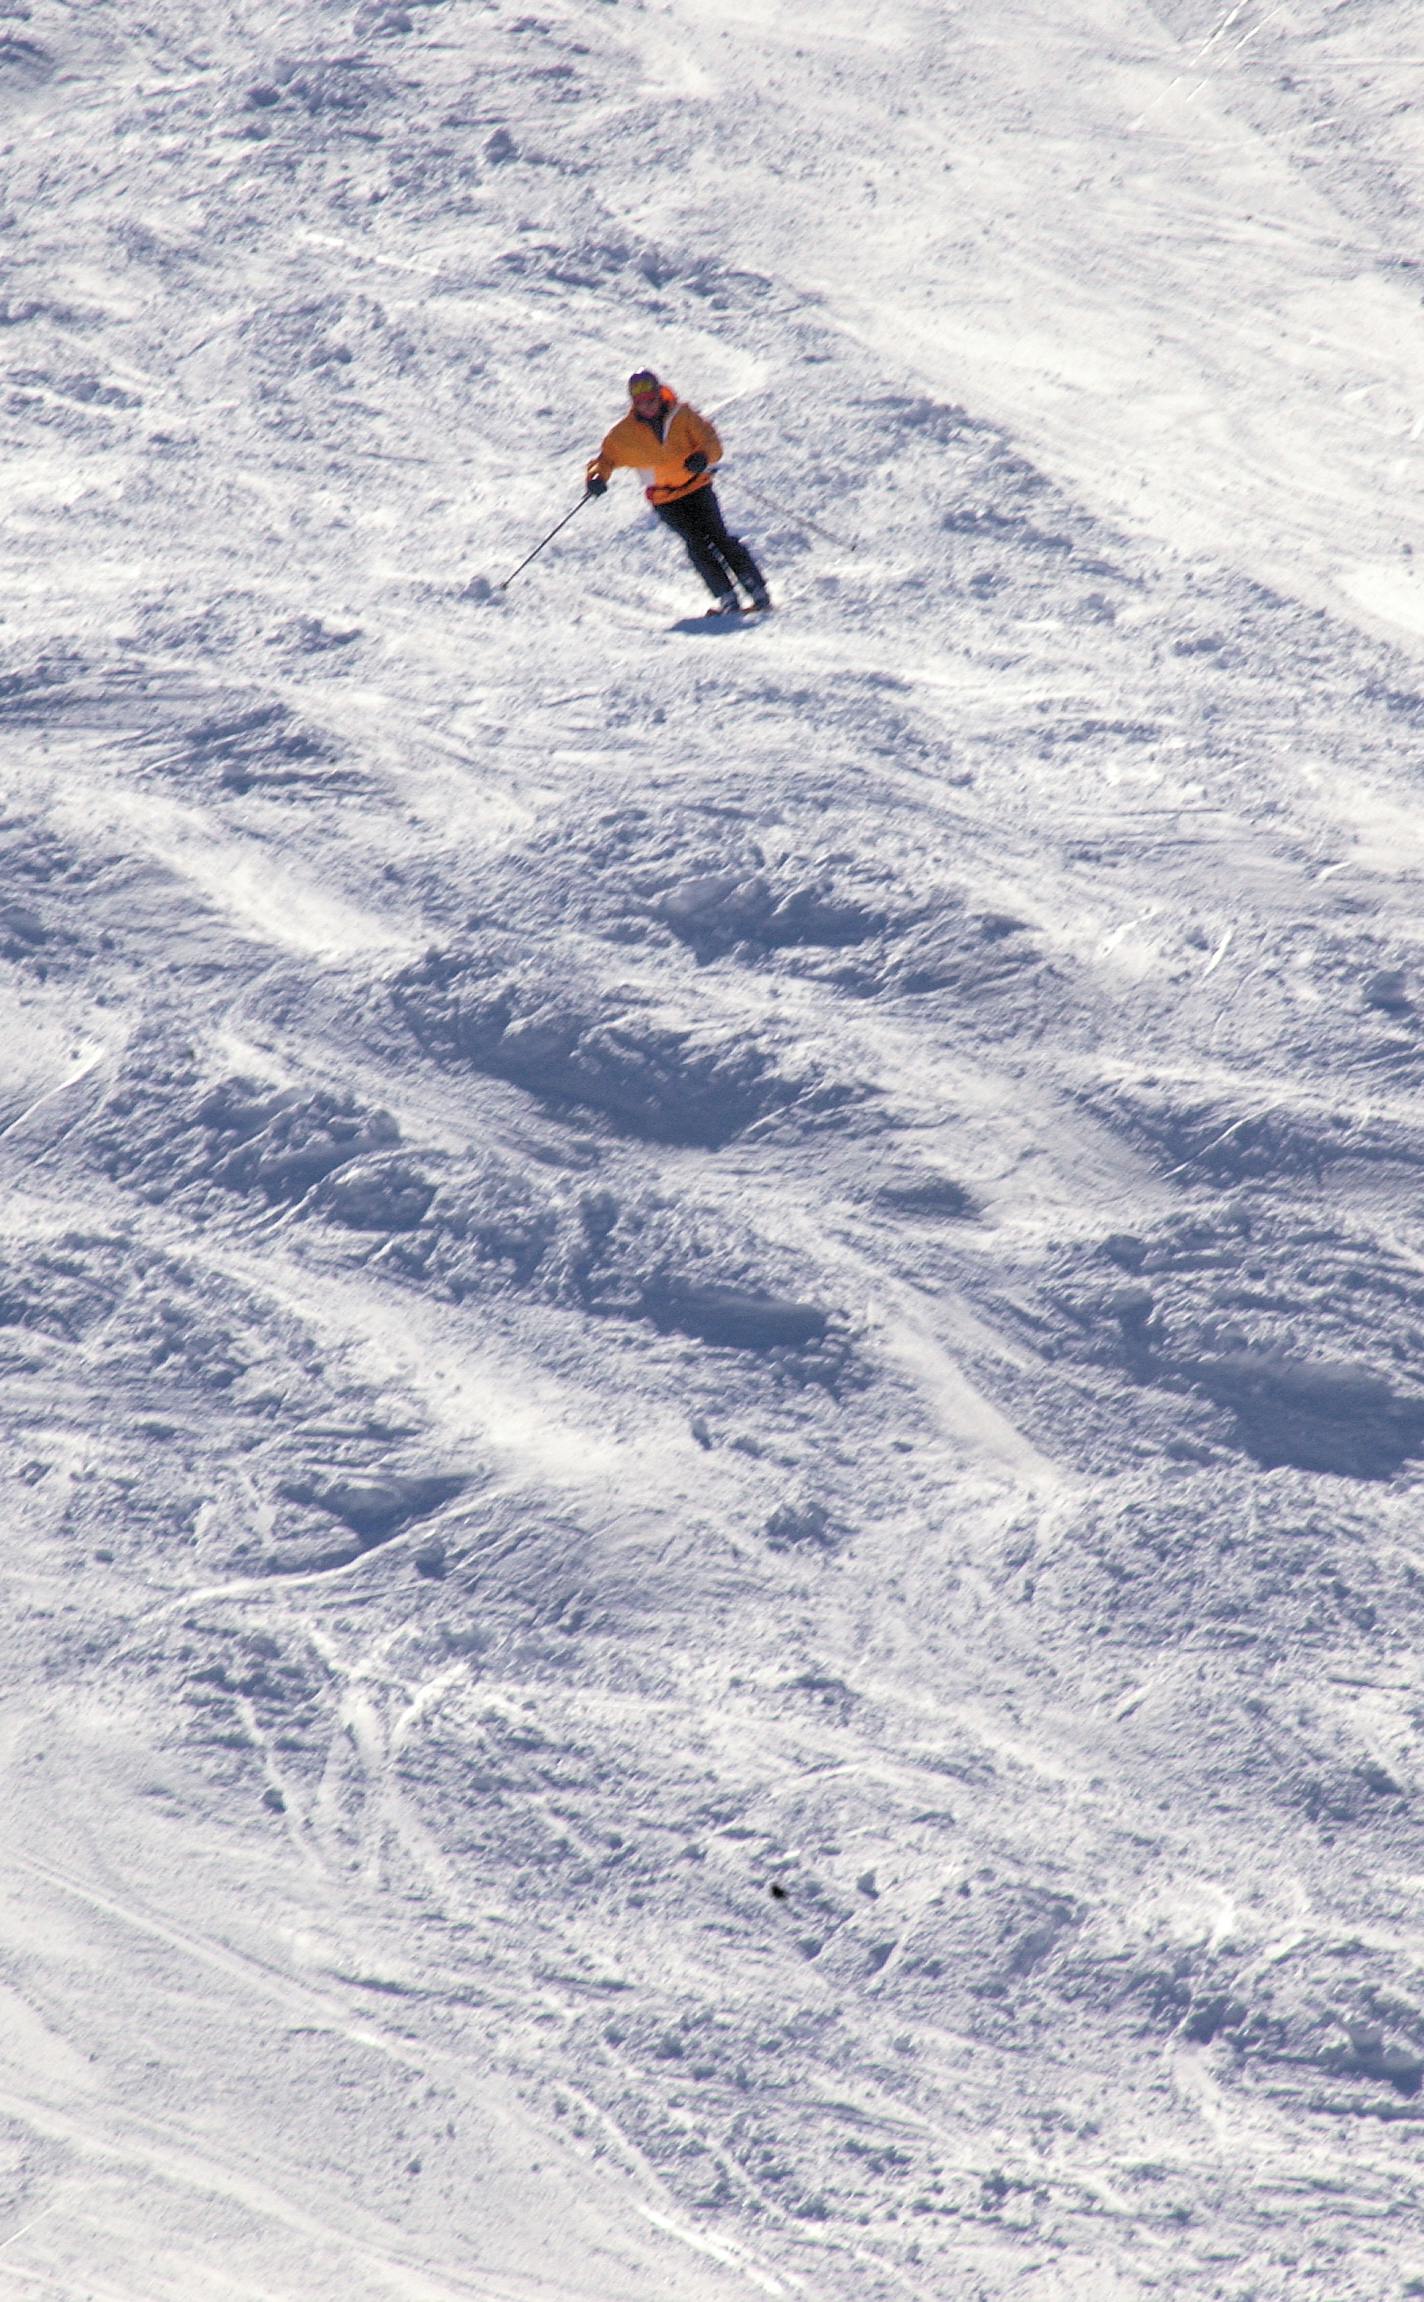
[{"left": 2, "top": 0, "right": 1424, "bottom": 2296}]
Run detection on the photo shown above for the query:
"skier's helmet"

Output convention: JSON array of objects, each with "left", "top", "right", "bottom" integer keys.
[{"left": 628, "top": 369, "right": 661, "bottom": 400}]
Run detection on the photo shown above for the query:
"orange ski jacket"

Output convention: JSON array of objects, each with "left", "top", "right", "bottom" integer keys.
[{"left": 586, "top": 386, "right": 722, "bottom": 507}]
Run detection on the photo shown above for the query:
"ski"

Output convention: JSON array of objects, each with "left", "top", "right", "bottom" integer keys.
[{"left": 669, "top": 603, "right": 775, "bottom": 635}]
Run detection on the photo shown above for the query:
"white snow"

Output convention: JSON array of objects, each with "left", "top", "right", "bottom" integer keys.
[{"left": 2, "top": 0, "right": 1424, "bottom": 2297}]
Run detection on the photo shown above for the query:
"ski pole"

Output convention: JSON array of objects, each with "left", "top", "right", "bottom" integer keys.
[
  {"left": 734, "top": 476, "right": 861, "bottom": 557},
  {"left": 494, "top": 490, "right": 594, "bottom": 591}
]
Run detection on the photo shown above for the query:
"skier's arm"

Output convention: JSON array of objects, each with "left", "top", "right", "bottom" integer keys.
[
  {"left": 682, "top": 406, "right": 722, "bottom": 471},
  {"left": 585, "top": 424, "right": 626, "bottom": 493}
]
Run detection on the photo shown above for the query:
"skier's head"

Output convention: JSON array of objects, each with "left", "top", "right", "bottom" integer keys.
[{"left": 628, "top": 369, "right": 661, "bottom": 409}]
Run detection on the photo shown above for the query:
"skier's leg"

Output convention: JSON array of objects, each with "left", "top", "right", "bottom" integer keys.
[
  {"left": 692, "top": 488, "right": 770, "bottom": 607},
  {"left": 654, "top": 497, "right": 737, "bottom": 605},
  {"left": 726, "top": 539, "right": 770, "bottom": 607}
]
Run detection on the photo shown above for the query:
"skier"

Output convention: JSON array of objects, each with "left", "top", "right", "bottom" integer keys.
[{"left": 584, "top": 370, "right": 771, "bottom": 617}]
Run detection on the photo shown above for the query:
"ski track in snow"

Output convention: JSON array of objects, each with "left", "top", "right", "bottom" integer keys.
[{"left": 2, "top": 0, "right": 1424, "bottom": 2297}]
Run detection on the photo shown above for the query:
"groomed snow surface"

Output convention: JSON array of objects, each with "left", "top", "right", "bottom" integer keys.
[{"left": 3, "top": 0, "right": 1424, "bottom": 2295}]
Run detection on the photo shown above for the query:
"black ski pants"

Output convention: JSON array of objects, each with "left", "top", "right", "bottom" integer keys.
[{"left": 654, "top": 485, "right": 766, "bottom": 602}]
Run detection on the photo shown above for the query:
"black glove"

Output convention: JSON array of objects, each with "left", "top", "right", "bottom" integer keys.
[
  {"left": 585, "top": 473, "right": 607, "bottom": 497},
  {"left": 683, "top": 450, "right": 709, "bottom": 476}
]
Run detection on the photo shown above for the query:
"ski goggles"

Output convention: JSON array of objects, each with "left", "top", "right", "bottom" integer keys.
[{"left": 627, "top": 371, "right": 660, "bottom": 397}]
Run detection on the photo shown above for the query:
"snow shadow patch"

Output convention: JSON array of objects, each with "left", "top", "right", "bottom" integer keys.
[
  {"left": 0, "top": 655, "right": 201, "bottom": 734},
  {"left": 890, "top": 1876, "right": 1084, "bottom": 2023},
  {"left": 0, "top": 663, "right": 357, "bottom": 799},
  {"left": 1083, "top": 1076, "right": 1424, "bottom": 1190},
  {"left": 197, "top": 1079, "right": 399, "bottom": 1204},
  {"left": 310, "top": 1154, "right": 435, "bottom": 1232},
  {"left": 172, "top": 700, "right": 355, "bottom": 796},
  {"left": 1019, "top": 1209, "right": 1424, "bottom": 1479},
  {"left": 1056, "top": 1904, "right": 1424, "bottom": 2108},
  {"left": 364, "top": 1165, "right": 851, "bottom": 1375},
  {"left": 274, "top": 1469, "right": 467, "bottom": 1564},
  {"left": 876, "top": 1169, "right": 977, "bottom": 1221},
  {"left": 1050, "top": 1484, "right": 1421, "bottom": 1657},
  {"left": 870, "top": 889, "right": 1048, "bottom": 998},
  {"left": 633, "top": 872, "right": 1055, "bottom": 1013},
  {"left": 642, "top": 1277, "right": 830, "bottom": 1353},
  {"left": 0, "top": 809, "right": 92, "bottom": 972},
  {"left": 235, "top": 53, "right": 398, "bottom": 135},
  {"left": 585, "top": 815, "right": 1051, "bottom": 1013},
  {"left": 0, "top": 35, "right": 54, "bottom": 86},
  {"left": 0, "top": 1241, "right": 119, "bottom": 1344},
  {"left": 858, "top": 391, "right": 1140, "bottom": 617},
  {"left": 0, "top": 657, "right": 81, "bottom": 724},
  {"left": 475, "top": 810, "right": 1053, "bottom": 1034},
  {"left": 1180, "top": 1350, "right": 1424, "bottom": 1480},
  {"left": 649, "top": 860, "right": 890, "bottom": 965},
  {"left": 0, "top": 1233, "right": 363, "bottom": 1483},
  {"left": 86, "top": 1041, "right": 405, "bottom": 1214},
  {"left": 391, "top": 943, "right": 812, "bottom": 1146},
  {"left": 518, "top": 807, "right": 897, "bottom": 966}
]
